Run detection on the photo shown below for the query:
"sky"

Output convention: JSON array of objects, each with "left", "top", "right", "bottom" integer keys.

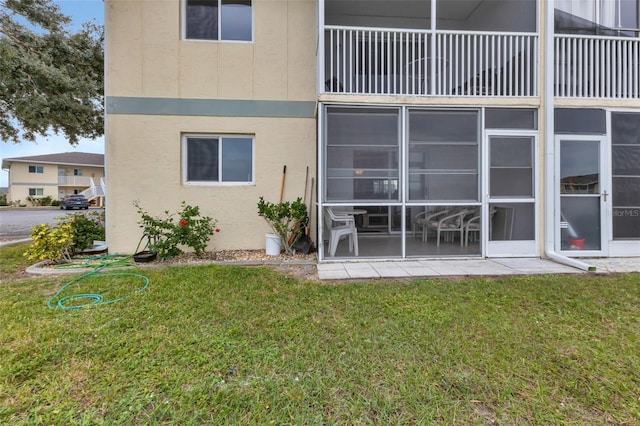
[{"left": 0, "top": 0, "right": 105, "bottom": 187}]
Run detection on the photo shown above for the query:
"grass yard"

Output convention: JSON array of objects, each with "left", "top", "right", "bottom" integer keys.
[{"left": 1, "top": 243, "right": 640, "bottom": 424}]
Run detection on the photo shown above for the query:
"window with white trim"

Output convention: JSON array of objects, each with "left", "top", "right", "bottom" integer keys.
[
  {"left": 28, "top": 188, "right": 44, "bottom": 197},
  {"left": 183, "top": 135, "right": 254, "bottom": 184},
  {"left": 185, "top": 0, "right": 252, "bottom": 41},
  {"left": 74, "top": 169, "right": 83, "bottom": 176},
  {"left": 28, "top": 165, "right": 44, "bottom": 174}
]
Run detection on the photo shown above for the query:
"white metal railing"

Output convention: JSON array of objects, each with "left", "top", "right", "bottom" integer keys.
[
  {"left": 80, "top": 177, "right": 106, "bottom": 199},
  {"left": 58, "top": 175, "right": 93, "bottom": 186},
  {"left": 555, "top": 34, "right": 640, "bottom": 98},
  {"left": 324, "top": 26, "right": 538, "bottom": 97}
]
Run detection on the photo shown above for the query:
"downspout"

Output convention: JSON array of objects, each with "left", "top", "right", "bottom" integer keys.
[{"left": 543, "top": 0, "right": 595, "bottom": 272}]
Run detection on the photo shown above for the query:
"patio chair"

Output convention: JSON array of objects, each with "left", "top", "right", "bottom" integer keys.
[
  {"left": 464, "top": 208, "right": 497, "bottom": 246},
  {"left": 324, "top": 207, "right": 359, "bottom": 257},
  {"left": 413, "top": 208, "right": 450, "bottom": 241},
  {"left": 426, "top": 208, "right": 472, "bottom": 247}
]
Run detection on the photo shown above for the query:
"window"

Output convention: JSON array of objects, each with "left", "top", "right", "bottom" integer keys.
[
  {"left": 183, "top": 135, "right": 254, "bottom": 184},
  {"left": 28, "top": 165, "right": 44, "bottom": 174},
  {"left": 74, "top": 169, "right": 83, "bottom": 176},
  {"left": 28, "top": 188, "right": 44, "bottom": 197},
  {"left": 556, "top": 0, "right": 639, "bottom": 37},
  {"left": 185, "top": 0, "right": 252, "bottom": 41}
]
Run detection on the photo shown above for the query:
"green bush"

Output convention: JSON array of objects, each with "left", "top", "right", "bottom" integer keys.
[
  {"left": 0, "top": 193, "right": 7, "bottom": 206},
  {"left": 24, "top": 211, "right": 106, "bottom": 263},
  {"left": 257, "top": 196, "right": 307, "bottom": 254},
  {"left": 134, "top": 201, "right": 219, "bottom": 260}
]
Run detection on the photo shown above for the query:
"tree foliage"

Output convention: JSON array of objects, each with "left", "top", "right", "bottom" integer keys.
[{"left": 0, "top": 0, "right": 103, "bottom": 144}]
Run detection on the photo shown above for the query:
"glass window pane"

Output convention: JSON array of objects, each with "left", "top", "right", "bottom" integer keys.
[
  {"left": 186, "top": 0, "right": 218, "bottom": 40},
  {"left": 560, "top": 140, "right": 600, "bottom": 194},
  {"left": 221, "top": 0, "right": 252, "bottom": 41},
  {"left": 555, "top": 108, "right": 606, "bottom": 134},
  {"left": 485, "top": 108, "right": 537, "bottom": 129},
  {"left": 221, "top": 138, "right": 252, "bottom": 182},
  {"left": 561, "top": 196, "right": 601, "bottom": 250},
  {"left": 490, "top": 203, "right": 535, "bottom": 241},
  {"left": 187, "top": 138, "right": 219, "bottom": 181}
]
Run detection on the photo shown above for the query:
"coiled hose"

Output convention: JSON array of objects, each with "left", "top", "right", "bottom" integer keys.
[{"left": 47, "top": 238, "right": 151, "bottom": 310}]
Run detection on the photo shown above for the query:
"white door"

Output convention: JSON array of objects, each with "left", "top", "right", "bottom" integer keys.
[
  {"left": 557, "top": 136, "right": 610, "bottom": 256},
  {"left": 486, "top": 132, "right": 538, "bottom": 257}
]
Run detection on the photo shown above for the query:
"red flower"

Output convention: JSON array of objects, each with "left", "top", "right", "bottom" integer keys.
[
  {"left": 180, "top": 219, "right": 188, "bottom": 227},
  {"left": 215, "top": 228, "right": 221, "bottom": 233}
]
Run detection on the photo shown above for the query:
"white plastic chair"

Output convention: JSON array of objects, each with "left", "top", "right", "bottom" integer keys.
[
  {"left": 324, "top": 207, "right": 359, "bottom": 257},
  {"left": 413, "top": 208, "right": 450, "bottom": 241}
]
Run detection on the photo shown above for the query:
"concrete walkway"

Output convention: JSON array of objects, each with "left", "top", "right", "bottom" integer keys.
[{"left": 317, "top": 257, "right": 640, "bottom": 280}]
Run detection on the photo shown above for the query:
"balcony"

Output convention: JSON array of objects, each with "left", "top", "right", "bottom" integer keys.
[
  {"left": 58, "top": 176, "right": 93, "bottom": 187},
  {"left": 324, "top": 27, "right": 538, "bottom": 97},
  {"left": 555, "top": 34, "right": 640, "bottom": 98}
]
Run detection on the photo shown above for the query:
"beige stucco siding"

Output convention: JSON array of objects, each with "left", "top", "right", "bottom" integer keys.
[
  {"left": 105, "top": 114, "right": 316, "bottom": 254},
  {"left": 105, "top": 0, "right": 318, "bottom": 253},
  {"left": 106, "top": 0, "right": 317, "bottom": 101}
]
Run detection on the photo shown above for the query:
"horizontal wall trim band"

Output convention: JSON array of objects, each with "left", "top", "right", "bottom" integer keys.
[
  {"left": 10, "top": 182, "right": 60, "bottom": 187},
  {"left": 106, "top": 97, "right": 317, "bottom": 118}
]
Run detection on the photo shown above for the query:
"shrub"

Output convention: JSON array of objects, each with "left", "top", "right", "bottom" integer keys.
[
  {"left": 257, "top": 196, "right": 307, "bottom": 254},
  {"left": 0, "top": 193, "right": 7, "bottom": 206},
  {"left": 134, "top": 201, "right": 219, "bottom": 260},
  {"left": 23, "top": 211, "right": 106, "bottom": 263}
]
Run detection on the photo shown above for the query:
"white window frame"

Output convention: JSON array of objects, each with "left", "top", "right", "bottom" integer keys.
[
  {"left": 74, "top": 169, "right": 83, "bottom": 176},
  {"left": 28, "top": 188, "right": 44, "bottom": 197},
  {"left": 182, "top": 0, "right": 254, "bottom": 43},
  {"left": 182, "top": 134, "right": 255, "bottom": 186},
  {"left": 28, "top": 165, "right": 44, "bottom": 174}
]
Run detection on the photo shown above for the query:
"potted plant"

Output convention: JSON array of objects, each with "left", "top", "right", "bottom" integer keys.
[{"left": 257, "top": 196, "right": 307, "bottom": 255}]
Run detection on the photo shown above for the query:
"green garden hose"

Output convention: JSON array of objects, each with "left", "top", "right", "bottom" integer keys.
[{"left": 47, "top": 237, "right": 152, "bottom": 310}]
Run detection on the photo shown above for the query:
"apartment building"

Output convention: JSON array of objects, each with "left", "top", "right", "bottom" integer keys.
[
  {"left": 1, "top": 152, "right": 105, "bottom": 206},
  {"left": 105, "top": 0, "right": 640, "bottom": 263}
]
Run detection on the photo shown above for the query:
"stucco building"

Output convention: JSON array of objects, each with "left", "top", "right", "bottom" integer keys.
[{"left": 105, "top": 0, "right": 640, "bottom": 265}]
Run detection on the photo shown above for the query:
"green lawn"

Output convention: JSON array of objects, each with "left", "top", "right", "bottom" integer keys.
[{"left": 1, "top": 243, "right": 640, "bottom": 424}]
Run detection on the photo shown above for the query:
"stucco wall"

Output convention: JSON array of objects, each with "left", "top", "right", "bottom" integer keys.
[
  {"left": 105, "top": 0, "right": 318, "bottom": 253},
  {"left": 105, "top": 114, "right": 316, "bottom": 253},
  {"left": 106, "top": 0, "right": 317, "bottom": 101}
]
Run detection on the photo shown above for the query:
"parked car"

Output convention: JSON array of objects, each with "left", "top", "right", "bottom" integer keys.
[{"left": 60, "top": 195, "right": 90, "bottom": 210}]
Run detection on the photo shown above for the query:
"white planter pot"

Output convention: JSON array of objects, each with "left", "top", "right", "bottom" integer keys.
[{"left": 265, "top": 233, "right": 282, "bottom": 256}]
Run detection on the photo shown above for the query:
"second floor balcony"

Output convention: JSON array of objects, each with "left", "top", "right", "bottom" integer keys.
[{"left": 321, "top": 0, "right": 640, "bottom": 100}]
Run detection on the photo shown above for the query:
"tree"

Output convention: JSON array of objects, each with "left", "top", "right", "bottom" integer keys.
[{"left": 0, "top": 0, "right": 103, "bottom": 145}]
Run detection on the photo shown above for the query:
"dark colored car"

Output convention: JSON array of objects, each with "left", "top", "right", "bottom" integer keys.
[{"left": 60, "top": 195, "right": 90, "bottom": 210}]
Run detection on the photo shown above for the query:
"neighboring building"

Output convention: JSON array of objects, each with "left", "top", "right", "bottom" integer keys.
[
  {"left": 1, "top": 152, "right": 105, "bottom": 206},
  {"left": 105, "top": 0, "right": 640, "bottom": 264}
]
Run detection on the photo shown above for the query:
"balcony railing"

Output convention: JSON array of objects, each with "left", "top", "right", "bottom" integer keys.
[
  {"left": 58, "top": 176, "right": 93, "bottom": 187},
  {"left": 324, "top": 26, "right": 539, "bottom": 97},
  {"left": 555, "top": 34, "right": 640, "bottom": 98}
]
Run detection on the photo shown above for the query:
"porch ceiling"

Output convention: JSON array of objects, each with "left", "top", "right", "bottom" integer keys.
[{"left": 325, "top": 0, "right": 486, "bottom": 22}]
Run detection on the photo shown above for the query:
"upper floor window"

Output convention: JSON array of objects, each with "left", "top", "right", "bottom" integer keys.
[
  {"left": 182, "top": 134, "right": 254, "bottom": 185},
  {"left": 185, "top": 0, "right": 252, "bottom": 41},
  {"left": 74, "top": 169, "right": 83, "bottom": 176},
  {"left": 28, "top": 165, "right": 44, "bottom": 174},
  {"left": 556, "top": 0, "right": 639, "bottom": 37}
]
